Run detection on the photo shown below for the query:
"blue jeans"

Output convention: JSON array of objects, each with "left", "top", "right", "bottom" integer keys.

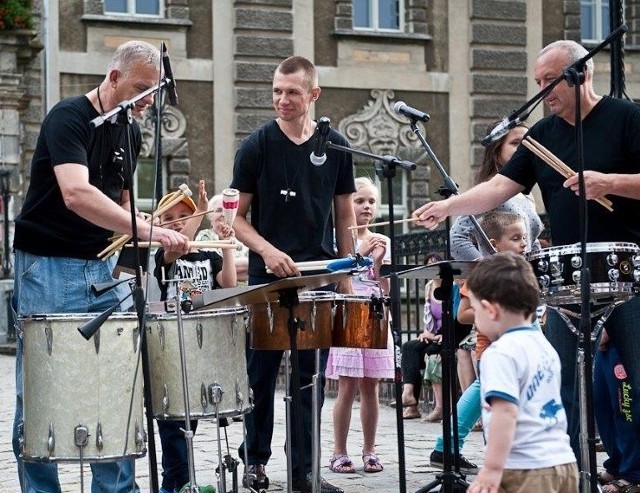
[
  {"left": 238, "top": 275, "right": 328, "bottom": 479},
  {"left": 434, "top": 378, "right": 481, "bottom": 453},
  {"left": 12, "top": 250, "right": 138, "bottom": 493},
  {"left": 157, "top": 419, "right": 198, "bottom": 491}
]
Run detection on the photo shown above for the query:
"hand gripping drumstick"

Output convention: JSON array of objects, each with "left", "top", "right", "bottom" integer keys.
[
  {"left": 222, "top": 188, "right": 240, "bottom": 226},
  {"left": 98, "top": 183, "right": 193, "bottom": 259}
]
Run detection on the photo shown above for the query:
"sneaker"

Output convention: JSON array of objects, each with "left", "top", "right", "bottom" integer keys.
[
  {"left": 292, "top": 475, "right": 343, "bottom": 493},
  {"left": 429, "top": 449, "right": 478, "bottom": 474},
  {"left": 242, "top": 463, "right": 269, "bottom": 489}
]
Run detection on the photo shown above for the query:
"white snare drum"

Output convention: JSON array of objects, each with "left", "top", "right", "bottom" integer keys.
[
  {"left": 249, "top": 291, "right": 335, "bottom": 350},
  {"left": 21, "top": 313, "right": 146, "bottom": 463},
  {"left": 146, "top": 307, "right": 251, "bottom": 419},
  {"left": 332, "top": 295, "right": 389, "bottom": 349},
  {"left": 527, "top": 242, "right": 640, "bottom": 305}
]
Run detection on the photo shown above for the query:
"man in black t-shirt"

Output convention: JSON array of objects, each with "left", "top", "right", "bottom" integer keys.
[
  {"left": 231, "top": 56, "right": 355, "bottom": 493},
  {"left": 413, "top": 40, "right": 640, "bottom": 489},
  {"left": 12, "top": 40, "right": 189, "bottom": 493}
]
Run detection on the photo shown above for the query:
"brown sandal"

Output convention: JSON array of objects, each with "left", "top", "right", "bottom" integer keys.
[
  {"left": 603, "top": 479, "right": 640, "bottom": 493},
  {"left": 363, "top": 453, "right": 383, "bottom": 473}
]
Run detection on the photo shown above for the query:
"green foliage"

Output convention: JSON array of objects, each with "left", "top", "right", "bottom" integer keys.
[{"left": 0, "top": 0, "right": 33, "bottom": 30}]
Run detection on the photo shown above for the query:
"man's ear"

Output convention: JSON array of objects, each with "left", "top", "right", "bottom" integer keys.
[
  {"left": 109, "top": 69, "right": 119, "bottom": 86},
  {"left": 311, "top": 86, "right": 321, "bottom": 102}
]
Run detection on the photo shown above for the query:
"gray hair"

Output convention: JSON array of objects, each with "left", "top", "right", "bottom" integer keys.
[
  {"left": 538, "top": 40, "right": 593, "bottom": 76},
  {"left": 108, "top": 40, "right": 160, "bottom": 73}
]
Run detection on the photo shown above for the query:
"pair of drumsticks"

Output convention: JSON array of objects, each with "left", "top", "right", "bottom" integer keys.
[{"left": 521, "top": 136, "right": 613, "bottom": 212}]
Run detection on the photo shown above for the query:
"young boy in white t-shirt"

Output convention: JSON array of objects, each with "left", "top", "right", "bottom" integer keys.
[{"left": 466, "top": 252, "right": 578, "bottom": 493}]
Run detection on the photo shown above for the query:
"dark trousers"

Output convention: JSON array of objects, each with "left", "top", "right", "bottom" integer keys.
[
  {"left": 401, "top": 339, "right": 432, "bottom": 403},
  {"left": 238, "top": 344, "right": 328, "bottom": 478},
  {"left": 157, "top": 419, "right": 198, "bottom": 491}
]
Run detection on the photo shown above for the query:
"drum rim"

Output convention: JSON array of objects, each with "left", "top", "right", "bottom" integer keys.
[{"left": 527, "top": 241, "right": 640, "bottom": 260}]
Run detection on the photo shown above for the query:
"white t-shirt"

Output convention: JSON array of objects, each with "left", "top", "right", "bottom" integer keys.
[{"left": 480, "top": 326, "right": 576, "bottom": 470}]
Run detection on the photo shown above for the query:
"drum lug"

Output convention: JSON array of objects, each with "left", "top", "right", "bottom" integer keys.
[
  {"left": 231, "top": 315, "right": 239, "bottom": 345},
  {"left": 608, "top": 268, "right": 620, "bottom": 282},
  {"left": 158, "top": 322, "right": 165, "bottom": 350},
  {"left": 47, "top": 422, "right": 55, "bottom": 454},
  {"left": 95, "top": 422, "right": 103, "bottom": 451},
  {"left": 45, "top": 324, "right": 53, "bottom": 356},
  {"left": 74, "top": 424, "right": 89, "bottom": 449},
  {"left": 197, "top": 322, "right": 203, "bottom": 349},
  {"left": 94, "top": 328, "right": 100, "bottom": 354},
  {"left": 236, "top": 379, "right": 245, "bottom": 409},
  {"left": 18, "top": 422, "right": 24, "bottom": 456},
  {"left": 132, "top": 326, "right": 140, "bottom": 353},
  {"left": 162, "top": 383, "right": 170, "bottom": 414},
  {"left": 134, "top": 419, "right": 145, "bottom": 451},
  {"left": 607, "top": 253, "right": 619, "bottom": 267},
  {"left": 201, "top": 382, "right": 209, "bottom": 410},
  {"left": 267, "top": 303, "right": 274, "bottom": 334},
  {"left": 310, "top": 300, "right": 317, "bottom": 332},
  {"left": 208, "top": 381, "right": 223, "bottom": 406}
]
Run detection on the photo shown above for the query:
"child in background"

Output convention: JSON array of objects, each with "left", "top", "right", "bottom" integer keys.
[
  {"left": 195, "top": 193, "right": 249, "bottom": 282},
  {"left": 326, "top": 176, "right": 394, "bottom": 474},
  {"left": 400, "top": 252, "right": 450, "bottom": 421},
  {"left": 154, "top": 180, "right": 237, "bottom": 493},
  {"left": 466, "top": 253, "right": 577, "bottom": 493},
  {"left": 429, "top": 211, "right": 528, "bottom": 474}
]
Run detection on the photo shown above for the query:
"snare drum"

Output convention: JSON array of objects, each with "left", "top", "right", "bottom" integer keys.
[
  {"left": 146, "top": 307, "right": 250, "bottom": 419},
  {"left": 332, "top": 295, "right": 389, "bottom": 349},
  {"left": 527, "top": 242, "right": 640, "bottom": 305},
  {"left": 249, "top": 291, "right": 335, "bottom": 350},
  {"left": 21, "top": 313, "right": 146, "bottom": 463}
]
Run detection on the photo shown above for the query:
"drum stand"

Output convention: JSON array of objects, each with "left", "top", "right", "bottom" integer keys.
[
  {"left": 278, "top": 286, "right": 322, "bottom": 493},
  {"left": 548, "top": 302, "right": 622, "bottom": 493}
]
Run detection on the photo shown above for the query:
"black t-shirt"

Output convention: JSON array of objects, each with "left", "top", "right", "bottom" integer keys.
[
  {"left": 500, "top": 96, "right": 640, "bottom": 246},
  {"left": 230, "top": 120, "right": 356, "bottom": 277},
  {"left": 14, "top": 96, "right": 140, "bottom": 258},
  {"left": 154, "top": 249, "right": 224, "bottom": 301}
]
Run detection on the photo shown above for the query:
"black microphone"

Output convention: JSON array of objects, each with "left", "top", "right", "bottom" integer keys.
[
  {"left": 481, "top": 116, "right": 524, "bottom": 147},
  {"left": 161, "top": 41, "right": 178, "bottom": 106},
  {"left": 310, "top": 116, "right": 331, "bottom": 166},
  {"left": 393, "top": 101, "right": 430, "bottom": 123}
]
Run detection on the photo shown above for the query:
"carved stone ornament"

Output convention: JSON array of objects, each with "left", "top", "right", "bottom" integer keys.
[
  {"left": 337, "top": 89, "right": 426, "bottom": 164},
  {"left": 138, "top": 98, "right": 188, "bottom": 158}
]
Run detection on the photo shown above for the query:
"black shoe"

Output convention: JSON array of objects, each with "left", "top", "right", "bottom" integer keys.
[
  {"left": 292, "top": 476, "right": 343, "bottom": 493},
  {"left": 242, "top": 464, "right": 269, "bottom": 489},
  {"left": 429, "top": 450, "right": 478, "bottom": 474}
]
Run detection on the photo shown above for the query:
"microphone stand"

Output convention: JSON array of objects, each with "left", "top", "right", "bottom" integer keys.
[
  {"left": 82, "top": 59, "right": 179, "bottom": 491},
  {"left": 496, "top": 26, "right": 627, "bottom": 493},
  {"left": 326, "top": 141, "right": 415, "bottom": 493},
  {"left": 400, "top": 120, "right": 476, "bottom": 493}
]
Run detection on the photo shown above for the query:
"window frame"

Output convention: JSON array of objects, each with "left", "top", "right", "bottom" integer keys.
[
  {"left": 580, "top": 0, "right": 610, "bottom": 43},
  {"left": 104, "top": 0, "right": 164, "bottom": 18},
  {"left": 352, "top": 0, "right": 404, "bottom": 33}
]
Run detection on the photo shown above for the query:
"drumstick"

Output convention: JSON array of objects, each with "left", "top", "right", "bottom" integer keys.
[
  {"left": 265, "top": 259, "right": 333, "bottom": 274},
  {"left": 522, "top": 137, "right": 613, "bottom": 212},
  {"left": 98, "top": 184, "right": 192, "bottom": 259},
  {"left": 348, "top": 217, "right": 416, "bottom": 230},
  {"left": 124, "top": 240, "right": 242, "bottom": 250}
]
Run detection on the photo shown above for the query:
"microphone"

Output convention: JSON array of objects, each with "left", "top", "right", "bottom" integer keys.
[
  {"left": 481, "top": 116, "right": 523, "bottom": 147},
  {"left": 393, "top": 101, "right": 430, "bottom": 123},
  {"left": 310, "top": 116, "right": 331, "bottom": 166},
  {"left": 161, "top": 41, "right": 178, "bottom": 106},
  {"left": 326, "top": 255, "right": 373, "bottom": 272}
]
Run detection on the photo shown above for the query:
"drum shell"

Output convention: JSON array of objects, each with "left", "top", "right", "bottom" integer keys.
[
  {"left": 332, "top": 295, "right": 389, "bottom": 349},
  {"left": 21, "top": 313, "right": 146, "bottom": 463},
  {"left": 249, "top": 291, "right": 334, "bottom": 350},
  {"left": 146, "top": 307, "right": 250, "bottom": 419},
  {"left": 527, "top": 242, "right": 640, "bottom": 305}
]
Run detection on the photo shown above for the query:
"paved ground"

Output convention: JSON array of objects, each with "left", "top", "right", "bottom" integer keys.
[{"left": 0, "top": 352, "right": 605, "bottom": 492}]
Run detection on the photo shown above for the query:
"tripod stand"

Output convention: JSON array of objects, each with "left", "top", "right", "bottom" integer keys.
[{"left": 398, "top": 261, "right": 476, "bottom": 493}]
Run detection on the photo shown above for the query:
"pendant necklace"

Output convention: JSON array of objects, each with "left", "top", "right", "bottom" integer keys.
[{"left": 280, "top": 155, "right": 301, "bottom": 202}]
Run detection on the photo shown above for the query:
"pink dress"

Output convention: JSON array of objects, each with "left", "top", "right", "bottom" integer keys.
[{"left": 325, "top": 238, "right": 395, "bottom": 379}]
